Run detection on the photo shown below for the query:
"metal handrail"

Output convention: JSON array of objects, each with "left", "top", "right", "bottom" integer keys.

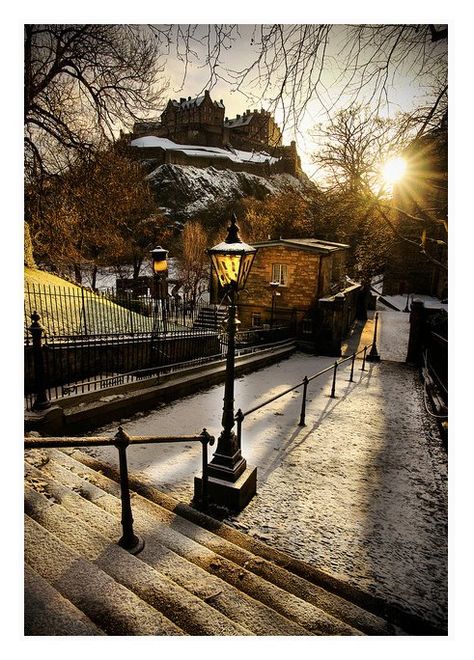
[
  {"left": 24, "top": 427, "right": 215, "bottom": 555},
  {"left": 237, "top": 344, "right": 372, "bottom": 422},
  {"left": 234, "top": 313, "right": 381, "bottom": 444}
]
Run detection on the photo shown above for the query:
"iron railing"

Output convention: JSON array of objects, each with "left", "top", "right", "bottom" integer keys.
[
  {"left": 24, "top": 311, "right": 297, "bottom": 411},
  {"left": 24, "top": 282, "right": 210, "bottom": 339},
  {"left": 425, "top": 330, "right": 448, "bottom": 404},
  {"left": 234, "top": 314, "right": 380, "bottom": 445},
  {"left": 24, "top": 427, "right": 215, "bottom": 554}
]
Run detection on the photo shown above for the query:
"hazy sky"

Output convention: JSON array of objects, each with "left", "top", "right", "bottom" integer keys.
[{"left": 150, "top": 24, "right": 446, "bottom": 179}]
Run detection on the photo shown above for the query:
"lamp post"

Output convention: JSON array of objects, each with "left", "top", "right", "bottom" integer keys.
[
  {"left": 151, "top": 246, "right": 169, "bottom": 333},
  {"left": 194, "top": 213, "right": 258, "bottom": 511},
  {"left": 269, "top": 281, "right": 280, "bottom": 328}
]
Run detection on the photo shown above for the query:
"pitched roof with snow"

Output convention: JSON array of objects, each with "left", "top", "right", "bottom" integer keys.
[
  {"left": 251, "top": 238, "right": 350, "bottom": 253},
  {"left": 169, "top": 93, "right": 225, "bottom": 111}
]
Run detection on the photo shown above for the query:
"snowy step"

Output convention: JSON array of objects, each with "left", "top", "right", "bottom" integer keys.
[
  {"left": 27, "top": 452, "right": 339, "bottom": 635},
  {"left": 26, "top": 449, "right": 369, "bottom": 635},
  {"left": 24, "top": 515, "right": 184, "bottom": 636},
  {"left": 24, "top": 483, "right": 250, "bottom": 636},
  {"left": 25, "top": 564, "right": 105, "bottom": 636},
  {"left": 63, "top": 448, "right": 399, "bottom": 635},
  {"left": 193, "top": 306, "right": 227, "bottom": 330},
  {"left": 25, "top": 460, "right": 308, "bottom": 636}
]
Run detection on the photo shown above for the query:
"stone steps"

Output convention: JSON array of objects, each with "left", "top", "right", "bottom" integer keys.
[
  {"left": 24, "top": 447, "right": 403, "bottom": 636},
  {"left": 193, "top": 305, "right": 227, "bottom": 330}
]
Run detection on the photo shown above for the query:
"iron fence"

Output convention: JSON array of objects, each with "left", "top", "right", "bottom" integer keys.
[
  {"left": 425, "top": 330, "right": 448, "bottom": 404},
  {"left": 234, "top": 314, "right": 381, "bottom": 445},
  {"left": 24, "top": 325, "right": 223, "bottom": 410},
  {"left": 24, "top": 311, "right": 297, "bottom": 411},
  {"left": 24, "top": 282, "right": 208, "bottom": 340}
]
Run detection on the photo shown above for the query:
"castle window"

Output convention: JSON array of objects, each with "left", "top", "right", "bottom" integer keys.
[{"left": 271, "top": 264, "right": 288, "bottom": 286}]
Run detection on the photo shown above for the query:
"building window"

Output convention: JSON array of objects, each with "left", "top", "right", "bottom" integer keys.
[
  {"left": 272, "top": 264, "right": 288, "bottom": 286},
  {"left": 251, "top": 313, "right": 262, "bottom": 327}
]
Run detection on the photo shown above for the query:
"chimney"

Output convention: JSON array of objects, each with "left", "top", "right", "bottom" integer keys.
[
  {"left": 220, "top": 99, "right": 223, "bottom": 104},
  {"left": 236, "top": 114, "right": 241, "bottom": 119},
  {"left": 204, "top": 90, "right": 210, "bottom": 97},
  {"left": 188, "top": 96, "right": 191, "bottom": 101}
]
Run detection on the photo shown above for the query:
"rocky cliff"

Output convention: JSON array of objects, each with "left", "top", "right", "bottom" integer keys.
[{"left": 146, "top": 163, "right": 313, "bottom": 224}]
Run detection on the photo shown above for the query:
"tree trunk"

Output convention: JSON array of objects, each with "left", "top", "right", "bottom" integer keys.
[
  {"left": 91, "top": 265, "right": 98, "bottom": 291},
  {"left": 133, "top": 258, "right": 142, "bottom": 282},
  {"left": 73, "top": 264, "right": 82, "bottom": 284}
]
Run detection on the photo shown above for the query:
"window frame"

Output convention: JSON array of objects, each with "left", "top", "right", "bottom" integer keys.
[{"left": 271, "top": 263, "right": 288, "bottom": 286}]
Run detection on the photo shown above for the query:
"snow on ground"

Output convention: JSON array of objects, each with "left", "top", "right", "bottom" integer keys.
[{"left": 88, "top": 314, "right": 447, "bottom": 626}]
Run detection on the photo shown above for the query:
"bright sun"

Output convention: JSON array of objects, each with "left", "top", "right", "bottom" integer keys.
[{"left": 382, "top": 157, "right": 407, "bottom": 185}]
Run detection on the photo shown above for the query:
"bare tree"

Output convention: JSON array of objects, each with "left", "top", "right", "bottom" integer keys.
[
  {"left": 24, "top": 24, "right": 166, "bottom": 178},
  {"left": 26, "top": 149, "right": 166, "bottom": 284},
  {"left": 150, "top": 24, "right": 447, "bottom": 136},
  {"left": 312, "top": 106, "right": 409, "bottom": 193},
  {"left": 176, "top": 221, "right": 209, "bottom": 308}
]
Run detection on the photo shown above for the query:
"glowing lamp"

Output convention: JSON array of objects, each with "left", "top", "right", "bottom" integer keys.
[
  {"left": 208, "top": 214, "right": 256, "bottom": 290},
  {"left": 150, "top": 246, "right": 168, "bottom": 273}
]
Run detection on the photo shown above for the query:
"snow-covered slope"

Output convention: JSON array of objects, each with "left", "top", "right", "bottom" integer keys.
[{"left": 146, "top": 164, "right": 312, "bottom": 221}]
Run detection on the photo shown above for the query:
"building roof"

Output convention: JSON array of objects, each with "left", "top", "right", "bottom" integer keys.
[
  {"left": 130, "top": 136, "right": 280, "bottom": 164},
  {"left": 169, "top": 93, "right": 225, "bottom": 111},
  {"left": 224, "top": 114, "right": 254, "bottom": 128},
  {"left": 251, "top": 238, "right": 350, "bottom": 254}
]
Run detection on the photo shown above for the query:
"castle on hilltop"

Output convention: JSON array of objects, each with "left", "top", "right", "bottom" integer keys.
[{"left": 127, "top": 90, "right": 303, "bottom": 179}]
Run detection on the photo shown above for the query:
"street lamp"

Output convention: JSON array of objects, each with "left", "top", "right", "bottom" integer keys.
[
  {"left": 269, "top": 281, "right": 280, "bottom": 328},
  {"left": 195, "top": 213, "right": 257, "bottom": 511},
  {"left": 150, "top": 246, "right": 169, "bottom": 332}
]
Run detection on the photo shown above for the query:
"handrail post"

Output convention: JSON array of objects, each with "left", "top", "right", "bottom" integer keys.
[
  {"left": 361, "top": 346, "right": 367, "bottom": 371},
  {"left": 349, "top": 351, "right": 356, "bottom": 382},
  {"left": 367, "top": 312, "right": 381, "bottom": 362},
  {"left": 113, "top": 427, "right": 144, "bottom": 555},
  {"left": 330, "top": 361, "right": 338, "bottom": 398},
  {"left": 199, "top": 428, "right": 215, "bottom": 509},
  {"left": 299, "top": 376, "right": 309, "bottom": 426},
  {"left": 29, "top": 311, "right": 52, "bottom": 411},
  {"left": 236, "top": 408, "right": 244, "bottom": 448}
]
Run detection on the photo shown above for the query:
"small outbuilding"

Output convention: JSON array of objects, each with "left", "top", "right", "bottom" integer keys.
[{"left": 209, "top": 237, "right": 362, "bottom": 355}]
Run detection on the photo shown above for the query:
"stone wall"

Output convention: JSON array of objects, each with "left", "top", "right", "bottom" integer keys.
[{"left": 25, "top": 333, "right": 221, "bottom": 394}]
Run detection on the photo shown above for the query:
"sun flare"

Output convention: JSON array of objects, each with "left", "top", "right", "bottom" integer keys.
[{"left": 382, "top": 157, "right": 407, "bottom": 185}]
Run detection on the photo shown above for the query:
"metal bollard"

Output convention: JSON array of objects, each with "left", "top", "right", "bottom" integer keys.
[
  {"left": 299, "top": 376, "right": 309, "bottom": 426},
  {"left": 114, "top": 427, "right": 144, "bottom": 555},
  {"left": 200, "top": 428, "right": 215, "bottom": 509},
  {"left": 361, "top": 346, "right": 367, "bottom": 371},
  {"left": 349, "top": 352, "right": 356, "bottom": 382},
  {"left": 236, "top": 409, "right": 244, "bottom": 448},
  {"left": 330, "top": 361, "right": 338, "bottom": 398},
  {"left": 367, "top": 312, "right": 381, "bottom": 362}
]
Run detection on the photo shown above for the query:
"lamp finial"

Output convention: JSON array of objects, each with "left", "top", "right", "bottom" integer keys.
[{"left": 225, "top": 212, "right": 241, "bottom": 244}]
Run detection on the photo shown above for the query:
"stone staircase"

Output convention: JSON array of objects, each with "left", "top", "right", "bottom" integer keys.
[
  {"left": 193, "top": 305, "right": 227, "bottom": 331},
  {"left": 24, "top": 447, "right": 408, "bottom": 636}
]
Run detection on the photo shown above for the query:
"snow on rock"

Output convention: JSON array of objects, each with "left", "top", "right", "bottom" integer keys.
[{"left": 146, "top": 164, "right": 310, "bottom": 219}]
